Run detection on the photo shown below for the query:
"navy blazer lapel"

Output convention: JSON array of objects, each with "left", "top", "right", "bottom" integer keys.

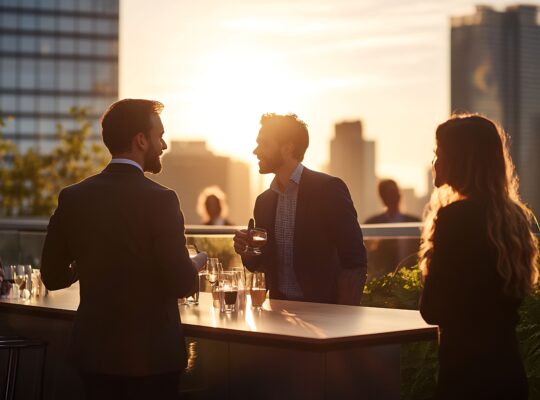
[
  {"left": 293, "top": 167, "right": 312, "bottom": 253},
  {"left": 262, "top": 190, "right": 278, "bottom": 240}
]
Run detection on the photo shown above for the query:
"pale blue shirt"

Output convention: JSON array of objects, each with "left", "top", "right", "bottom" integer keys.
[
  {"left": 271, "top": 163, "right": 304, "bottom": 299},
  {"left": 110, "top": 158, "right": 143, "bottom": 173}
]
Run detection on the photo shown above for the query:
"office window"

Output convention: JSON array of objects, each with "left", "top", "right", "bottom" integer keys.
[
  {"left": 95, "top": 0, "right": 118, "bottom": 14},
  {"left": 39, "top": 15, "right": 56, "bottom": 31},
  {"left": 37, "top": 96, "right": 56, "bottom": 113},
  {"left": 94, "top": 62, "right": 113, "bottom": 93},
  {"left": 58, "top": 38, "right": 75, "bottom": 55},
  {"left": 58, "top": 16, "right": 75, "bottom": 33},
  {"left": 77, "top": 39, "right": 93, "bottom": 56},
  {"left": 57, "top": 117, "right": 75, "bottom": 131},
  {"left": 0, "top": 0, "right": 19, "bottom": 7},
  {"left": 58, "top": 0, "right": 76, "bottom": 12},
  {"left": 20, "top": 0, "right": 37, "bottom": 9},
  {"left": 78, "top": 0, "right": 94, "bottom": 12},
  {"left": 3, "top": 118, "right": 16, "bottom": 135},
  {"left": 76, "top": 96, "right": 94, "bottom": 111},
  {"left": 20, "top": 15, "right": 37, "bottom": 30},
  {"left": 96, "top": 19, "right": 117, "bottom": 35},
  {"left": 58, "top": 96, "right": 76, "bottom": 114},
  {"left": 20, "top": 59, "right": 36, "bottom": 89},
  {"left": 37, "top": 60, "right": 55, "bottom": 90},
  {"left": 19, "top": 118, "right": 36, "bottom": 134},
  {"left": 1, "top": 58, "right": 18, "bottom": 88},
  {"left": 1, "top": 12, "right": 18, "bottom": 29},
  {"left": 37, "top": 118, "right": 57, "bottom": 135},
  {"left": 0, "top": 95, "right": 17, "bottom": 113},
  {"left": 20, "top": 96, "right": 36, "bottom": 113},
  {"left": 39, "top": 36, "right": 55, "bottom": 55},
  {"left": 37, "top": 0, "right": 57, "bottom": 11},
  {"left": 110, "top": 64, "right": 118, "bottom": 90},
  {"left": 58, "top": 61, "right": 75, "bottom": 90},
  {"left": 1, "top": 35, "right": 18, "bottom": 52},
  {"left": 77, "top": 17, "right": 94, "bottom": 34},
  {"left": 20, "top": 36, "right": 37, "bottom": 53},
  {"left": 77, "top": 62, "right": 93, "bottom": 91},
  {"left": 96, "top": 40, "right": 117, "bottom": 56}
]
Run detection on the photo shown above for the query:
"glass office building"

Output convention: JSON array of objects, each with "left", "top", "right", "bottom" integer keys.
[{"left": 0, "top": 0, "right": 118, "bottom": 153}]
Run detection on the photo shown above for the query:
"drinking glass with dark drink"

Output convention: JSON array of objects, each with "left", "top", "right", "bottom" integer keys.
[
  {"left": 249, "top": 271, "right": 267, "bottom": 310},
  {"left": 218, "top": 271, "right": 238, "bottom": 313},
  {"left": 244, "top": 227, "right": 267, "bottom": 256}
]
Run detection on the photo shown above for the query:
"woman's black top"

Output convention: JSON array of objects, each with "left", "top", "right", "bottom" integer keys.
[{"left": 420, "top": 199, "right": 528, "bottom": 399}]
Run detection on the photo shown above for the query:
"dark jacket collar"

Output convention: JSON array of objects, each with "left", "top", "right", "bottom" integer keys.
[{"left": 102, "top": 162, "right": 144, "bottom": 175}]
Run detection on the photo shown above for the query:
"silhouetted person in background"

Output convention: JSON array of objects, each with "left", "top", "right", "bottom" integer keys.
[
  {"left": 41, "top": 99, "right": 206, "bottom": 400},
  {"left": 364, "top": 179, "right": 420, "bottom": 224},
  {"left": 196, "top": 186, "right": 232, "bottom": 225},
  {"left": 420, "top": 114, "right": 538, "bottom": 399},
  {"left": 233, "top": 113, "right": 367, "bottom": 305}
]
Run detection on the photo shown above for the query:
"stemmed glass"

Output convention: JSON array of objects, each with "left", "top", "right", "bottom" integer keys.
[
  {"left": 244, "top": 228, "right": 268, "bottom": 256},
  {"left": 249, "top": 271, "right": 267, "bottom": 310}
]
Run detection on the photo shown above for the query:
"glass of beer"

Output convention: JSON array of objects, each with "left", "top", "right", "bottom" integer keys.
[
  {"left": 249, "top": 271, "right": 267, "bottom": 310},
  {"left": 244, "top": 228, "right": 267, "bottom": 256}
]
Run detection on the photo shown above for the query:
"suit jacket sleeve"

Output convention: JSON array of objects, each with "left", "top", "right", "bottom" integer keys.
[
  {"left": 41, "top": 189, "right": 78, "bottom": 290},
  {"left": 151, "top": 190, "right": 198, "bottom": 298},
  {"left": 324, "top": 178, "right": 368, "bottom": 304}
]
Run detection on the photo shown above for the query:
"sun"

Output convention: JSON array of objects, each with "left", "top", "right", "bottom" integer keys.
[{"left": 170, "top": 45, "right": 305, "bottom": 162}]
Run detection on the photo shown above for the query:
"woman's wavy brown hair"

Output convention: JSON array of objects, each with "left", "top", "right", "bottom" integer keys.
[{"left": 420, "top": 114, "right": 539, "bottom": 298}]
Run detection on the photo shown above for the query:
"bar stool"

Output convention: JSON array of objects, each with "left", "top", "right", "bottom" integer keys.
[{"left": 0, "top": 336, "right": 47, "bottom": 400}]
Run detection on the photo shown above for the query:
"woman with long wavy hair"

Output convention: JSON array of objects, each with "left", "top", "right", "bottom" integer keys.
[{"left": 419, "top": 114, "right": 538, "bottom": 399}]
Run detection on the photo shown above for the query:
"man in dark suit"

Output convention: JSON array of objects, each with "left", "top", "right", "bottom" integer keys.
[
  {"left": 364, "top": 179, "right": 421, "bottom": 224},
  {"left": 233, "top": 113, "right": 367, "bottom": 305},
  {"left": 41, "top": 99, "right": 206, "bottom": 400}
]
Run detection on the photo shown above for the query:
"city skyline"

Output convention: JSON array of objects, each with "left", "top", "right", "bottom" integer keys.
[{"left": 120, "top": 0, "right": 535, "bottom": 196}]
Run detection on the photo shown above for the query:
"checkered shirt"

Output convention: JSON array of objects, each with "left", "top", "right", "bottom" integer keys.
[{"left": 270, "top": 163, "right": 304, "bottom": 300}]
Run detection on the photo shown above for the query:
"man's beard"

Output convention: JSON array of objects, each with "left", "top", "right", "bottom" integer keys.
[
  {"left": 144, "top": 151, "right": 162, "bottom": 174},
  {"left": 259, "top": 152, "right": 284, "bottom": 174}
]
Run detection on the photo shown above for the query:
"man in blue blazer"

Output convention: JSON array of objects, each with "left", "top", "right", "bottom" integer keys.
[
  {"left": 41, "top": 99, "right": 206, "bottom": 399},
  {"left": 234, "top": 113, "right": 367, "bottom": 305}
]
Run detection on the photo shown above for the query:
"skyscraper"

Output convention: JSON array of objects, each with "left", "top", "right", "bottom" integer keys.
[
  {"left": 0, "top": 0, "right": 119, "bottom": 153},
  {"left": 151, "top": 140, "right": 251, "bottom": 225},
  {"left": 329, "top": 120, "right": 378, "bottom": 222},
  {"left": 451, "top": 5, "right": 540, "bottom": 214}
]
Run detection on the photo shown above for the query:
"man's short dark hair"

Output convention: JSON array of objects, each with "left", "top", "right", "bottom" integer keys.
[
  {"left": 260, "top": 113, "right": 309, "bottom": 161},
  {"left": 101, "top": 99, "right": 164, "bottom": 155}
]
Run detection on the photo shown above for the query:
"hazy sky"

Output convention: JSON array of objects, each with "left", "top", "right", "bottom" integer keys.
[{"left": 120, "top": 0, "right": 533, "bottom": 195}]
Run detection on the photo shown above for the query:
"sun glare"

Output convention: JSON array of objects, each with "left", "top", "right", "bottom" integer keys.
[{"left": 172, "top": 46, "right": 305, "bottom": 162}]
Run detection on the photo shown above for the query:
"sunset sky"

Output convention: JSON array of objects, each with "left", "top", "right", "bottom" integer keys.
[{"left": 120, "top": 0, "right": 528, "bottom": 195}]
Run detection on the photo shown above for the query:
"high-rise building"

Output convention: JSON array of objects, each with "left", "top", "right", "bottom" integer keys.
[
  {"left": 451, "top": 5, "right": 540, "bottom": 214},
  {"left": 329, "top": 120, "right": 378, "bottom": 222},
  {"left": 151, "top": 140, "right": 251, "bottom": 225},
  {"left": 0, "top": 0, "right": 119, "bottom": 153}
]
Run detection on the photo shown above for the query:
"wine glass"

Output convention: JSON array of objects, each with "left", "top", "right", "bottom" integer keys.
[
  {"left": 244, "top": 228, "right": 267, "bottom": 256},
  {"left": 206, "top": 258, "right": 221, "bottom": 286},
  {"left": 249, "top": 271, "right": 267, "bottom": 310}
]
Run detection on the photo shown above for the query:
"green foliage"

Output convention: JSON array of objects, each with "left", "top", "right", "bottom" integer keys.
[
  {"left": 517, "top": 285, "right": 540, "bottom": 400},
  {"left": 362, "top": 265, "right": 423, "bottom": 310},
  {"left": 0, "top": 107, "right": 108, "bottom": 216},
  {"left": 363, "top": 265, "right": 540, "bottom": 400},
  {"left": 187, "top": 235, "right": 241, "bottom": 270}
]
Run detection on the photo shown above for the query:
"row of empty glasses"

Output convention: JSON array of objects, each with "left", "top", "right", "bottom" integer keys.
[{"left": 0, "top": 264, "right": 45, "bottom": 300}]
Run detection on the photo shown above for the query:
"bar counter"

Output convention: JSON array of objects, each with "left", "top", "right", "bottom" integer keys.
[{"left": 0, "top": 284, "right": 437, "bottom": 399}]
